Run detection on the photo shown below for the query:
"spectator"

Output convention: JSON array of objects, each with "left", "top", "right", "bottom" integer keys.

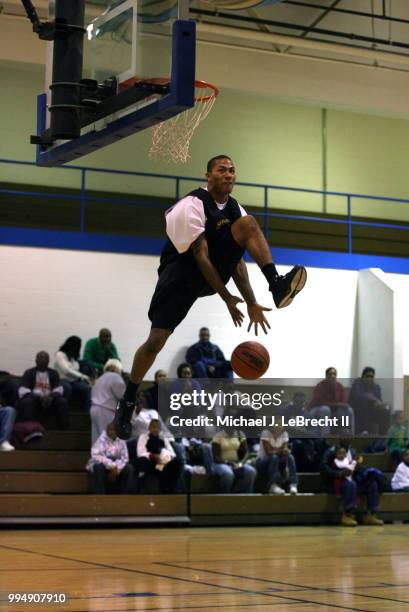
[
  {"left": 90, "top": 359, "right": 125, "bottom": 444},
  {"left": 386, "top": 411, "right": 408, "bottom": 465},
  {"left": 144, "top": 369, "right": 167, "bottom": 411},
  {"left": 349, "top": 367, "right": 390, "bottom": 435},
  {"left": 87, "top": 422, "right": 134, "bottom": 494},
  {"left": 278, "top": 391, "right": 327, "bottom": 472},
  {"left": 333, "top": 447, "right": 358, "bottom": 496},
  {"left": 321, "top": 438, "right": 384, "bottom": 526},
  {"left": 0, "top": 390, "right": 16, "bottom": 451},
  {"left": 83, "top": 328, "right": 120, "bottom": 375},
  {"left": 131, "top": 391, "right": 190, "bottom": 493},
  {"left": 204, "top": 415, "right": 256, "bottom": 493},
  {"left": 256, "top": 424, "right": 298, "bottom": 494},
  {"left": 17, "top": 351, "right": 69, "bottom": 429},
  {"left": 131, "top": 390, "right": 172, "bottom": 439},
  {"left": 186, "top": 327, "right": 233, "bottom": 379},
  {"left": 168, "top": 364, "right": 202, "bottom": 434},
  {"left": 136, "top": 419, "right": 183, "bottom": 493},
  {"left": 0, "top": 373, "right": 19, "bottom": 408},
  {"left": 391, "top": 449, "right": 409, "bottom": 492},
  {"left": 308, "top": 367, "right": 355, "bottom": 435},
  {"left": 55, "top": 336, "right": 92, "bottom": 411}
]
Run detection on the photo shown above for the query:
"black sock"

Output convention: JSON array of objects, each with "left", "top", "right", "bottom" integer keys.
[
  {"left": 123, "top": 380, "right": 139, "bottom": 403},
  {"left": 262, "top": 263, "right": 279, "bottom": 286}
]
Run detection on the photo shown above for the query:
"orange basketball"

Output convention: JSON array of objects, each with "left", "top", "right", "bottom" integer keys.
[{"left": 231, "top": 341, "right": 270, "bottom": 379}]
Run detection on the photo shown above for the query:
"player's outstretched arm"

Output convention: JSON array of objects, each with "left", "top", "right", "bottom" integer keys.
[
  {"left": 191, "top": 234, "right": 244, "bottom": 327},
  {"left": 232, "top": 259, "right": 272, "bottom": 336}
]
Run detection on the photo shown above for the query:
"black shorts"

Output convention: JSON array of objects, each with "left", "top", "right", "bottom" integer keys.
[{"left": 148, "top": 227, "right": 244, "bottom": 331}]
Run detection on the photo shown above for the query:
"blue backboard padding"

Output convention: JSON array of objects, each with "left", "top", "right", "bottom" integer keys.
[
  {"left": 36, "top": 20, "right": 196, "bottom": 166},
  {"left": 2, "top": 226, "right": 409, "bottom": 274}
]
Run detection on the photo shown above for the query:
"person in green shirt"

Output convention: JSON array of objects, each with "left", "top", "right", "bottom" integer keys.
[
  {"left": 83, "top": 329, "right": 120, "bottom": 375},
  {"left": 386, "top": 411, "right": 408, "bottom": 464}
]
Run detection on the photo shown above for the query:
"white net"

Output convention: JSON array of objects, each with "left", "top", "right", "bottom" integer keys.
[{"left": 149, "top": 81, "right": 218, "bottom": 163}]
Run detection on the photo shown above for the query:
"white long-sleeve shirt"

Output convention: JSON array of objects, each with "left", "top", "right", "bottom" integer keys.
[
  {"left": 165, "top": 190, "right": 247, "bottom": 253},
  {"left": 391, "top": 461, "right": 409, "bottom": 491},
  {"left": 54, "top": 351, "right": 84, "bottom": 382},
  {"left": 131, "top": 407, "right": 174, "bottom": 440}
]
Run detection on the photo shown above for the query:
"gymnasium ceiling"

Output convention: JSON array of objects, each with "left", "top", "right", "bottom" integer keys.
[{"left": 2, "top": 0, "right": 409, "bottom": 70}]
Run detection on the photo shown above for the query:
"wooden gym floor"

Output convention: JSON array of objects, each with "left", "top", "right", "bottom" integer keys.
[{"left": 1, "top": 525, "right": 409, "bottom": 612}]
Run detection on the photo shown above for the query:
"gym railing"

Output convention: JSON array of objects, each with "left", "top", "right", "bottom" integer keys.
[{"left": 1, "top": 157, "right": 409, "bottom": 254}]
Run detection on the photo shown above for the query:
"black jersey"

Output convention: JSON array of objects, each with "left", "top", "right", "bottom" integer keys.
[{"left": 158, "top": 188, "right": 243, "bottom": 274}]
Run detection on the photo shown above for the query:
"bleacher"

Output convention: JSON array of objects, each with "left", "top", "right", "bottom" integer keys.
[{"left": 1, "top": 391, "right": 408, "bottom": 526}]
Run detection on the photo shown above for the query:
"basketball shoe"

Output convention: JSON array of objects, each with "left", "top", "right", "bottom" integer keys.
[
  {"left": 113, "top": 398, "right": 135, "bottom": 439},
  {"left": 270, "top": 265, "right": 307, "bottom": 309}
]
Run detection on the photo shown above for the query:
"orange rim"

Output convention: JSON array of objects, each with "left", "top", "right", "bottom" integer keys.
[{"left": 119, "top": 77, "right": 219, "bottom": 102}]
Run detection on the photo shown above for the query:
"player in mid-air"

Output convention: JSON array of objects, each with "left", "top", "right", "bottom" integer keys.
[{"left": 114, "top": 155, "right": 307, "bottom": 438}]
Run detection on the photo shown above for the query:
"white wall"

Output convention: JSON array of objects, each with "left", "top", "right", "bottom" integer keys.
[
  {"left": 1, "top": 245, "right": 358, "bottom": 379},
  {"left": 357, "top": 269, "right": 404, "bottom": 410},
  {"left": 386, "top": 272, "right": 409, "bottom": 377}
]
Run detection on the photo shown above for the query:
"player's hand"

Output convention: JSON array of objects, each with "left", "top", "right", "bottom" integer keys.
[
  {"left": 247, "top": 303, "right": 272, "bottom": 335},
  {"left": 225, "top": 295, "right": 245, "bottom": 327}
]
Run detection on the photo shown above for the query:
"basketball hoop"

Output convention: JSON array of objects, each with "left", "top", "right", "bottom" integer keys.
[{"left": 149, "top": 80, "right": 219, "bottom": 163}]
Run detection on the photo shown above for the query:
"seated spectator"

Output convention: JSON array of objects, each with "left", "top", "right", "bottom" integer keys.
[
  {"left": 55, "top": 336, "right": 92, "bottom": 412},
  {"left": 83, "top": 328, "right": 120, "bottom": 375},
  {"left": 171, "top": 363, "right": 201, "bottom": 393},
  {"left": 17, "top": 351, "right": 69, "bottom": 429},
  {"left": 386, "top": 411, "right": 408, "bottom": 465},
  {"left": 308, "top": 367, "right": 355, "bottom": 435},
  {"left": 256, "top": 424, "right": 298, "bottom": 494},
  {"left": 332, "top": 447, "right": 358, "bottom": 496},
  {"left": 349, "top": 367, "right": 390, "bottom": 435},
  {"left": 0, "top": 373, "right": 19, "bottom": 407},
  {"left": 0, "top": 391, "right": 16, "bottom": 451},
  {"left": 278, "top": 391, "right": 328, "bottom": 471},
  {"left": 136, "top": 419, "right": 183, "bottom": 493},
  {"left": 186, "top": 327, "right": 233, "bottom": 379},
  {"left": 90, "top": 359, "right": 125, "bottom": 444},
  {"left": 87, "top": 422, "right": 134, "bottom": 494},
  {"left": 144, "top": 369, "right": 167, "bottom": 411},
  {"left": 204, "top": 415, "right": 256, "bottom": 493},
  {"left": 391, "top": 449, "right": 409, "bottom": 492},
  {"left": 321, "top": 437, "right": 384, "bottom": 526},
  {"left": 168, "top": 364, "right": 202, "bottom": 434},
  {"left": 131, "top": 390, "right": 171, "bottom": 439}
]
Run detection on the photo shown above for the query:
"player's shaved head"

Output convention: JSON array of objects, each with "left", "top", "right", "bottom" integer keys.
[{"left": 206, "top": 155, "right": 232, "bottom": 173}]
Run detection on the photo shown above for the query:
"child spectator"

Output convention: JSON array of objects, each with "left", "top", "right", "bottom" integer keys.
[
  {"left": 391, "top": 449, "right": 409, "bottom": 492},
  {"left": 136, "top": 419, "right": 183, "bottom": 493},
  {"left": 321, "top": 438, "right": 384, "bottom": 526},
  {"left": 333, "top": 446, "right": 359, "bottom": 496},
  {"left": 386, "top": 411, "right": 408, "bottom": 464},
  {"left": 87, "top": 422, "right": 134, "bottom": 494},
  {"left": 256, "top": 424, "right": 298, "bottom": 494}
]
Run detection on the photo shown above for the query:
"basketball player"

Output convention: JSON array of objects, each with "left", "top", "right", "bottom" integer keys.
[{"left": 114, "top": 155, "right": 307, "bottom": 438}]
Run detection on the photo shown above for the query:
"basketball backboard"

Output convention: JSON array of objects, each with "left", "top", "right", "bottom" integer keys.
[{"left": 34, "top": 0, "right": 195, "bottom": 166}]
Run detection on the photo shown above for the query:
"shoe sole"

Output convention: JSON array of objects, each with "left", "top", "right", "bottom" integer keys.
[{"left": 277, "top": 266, "right": 307, "bottom": 309}]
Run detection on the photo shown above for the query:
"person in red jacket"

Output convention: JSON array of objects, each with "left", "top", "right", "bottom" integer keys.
[{"left": 308, "top": 367, "right": 355, "bottom": 435}]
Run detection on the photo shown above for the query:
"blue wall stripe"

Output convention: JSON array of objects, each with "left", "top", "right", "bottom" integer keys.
[{"left": 1, "top": 226, "right": 409, "bottom": 274}]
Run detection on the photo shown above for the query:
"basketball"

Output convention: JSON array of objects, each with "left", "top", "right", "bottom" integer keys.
[{"left": 231, "top": 341, "right": 270, "bottom": 379}]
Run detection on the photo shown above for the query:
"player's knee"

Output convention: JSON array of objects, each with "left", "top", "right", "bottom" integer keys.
[{"left": 233, "top": 214, "right": 259, "bottom": 235}]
